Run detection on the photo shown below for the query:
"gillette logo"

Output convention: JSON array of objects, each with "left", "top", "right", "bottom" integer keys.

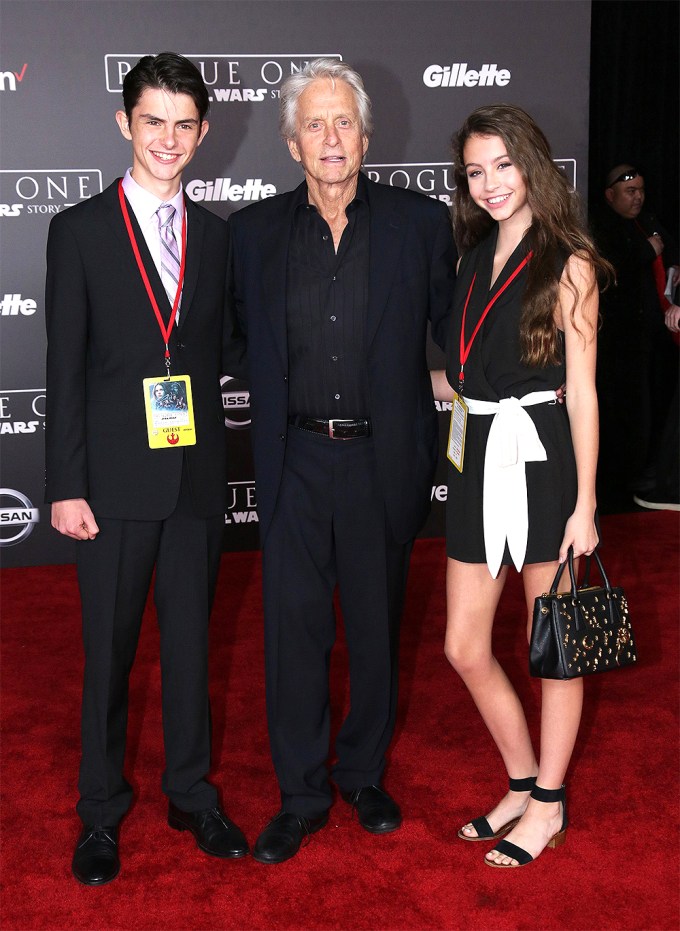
[
  {"left": 185, "top": 177, "right": 276, "bottom": 203},
  {"left": 423, "top": 63, "right": 511, "bottom": 88}
]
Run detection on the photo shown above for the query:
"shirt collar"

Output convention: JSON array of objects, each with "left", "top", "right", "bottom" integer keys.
[
  {"left": 121, "top": 168, "right": 184, "bottom": 228},
  {"left": 294, "top": 171, "right": 369, "bottom": 216},
  {"left": 354, "top": 170, "right": 369, "bottom": 206}
]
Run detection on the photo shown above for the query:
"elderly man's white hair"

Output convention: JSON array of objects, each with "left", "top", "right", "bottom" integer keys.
[{"left": 279, "top": 58, "right": 373, "bottom": 141}]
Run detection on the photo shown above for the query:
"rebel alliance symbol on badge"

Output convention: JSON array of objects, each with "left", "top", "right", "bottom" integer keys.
[
  {"left": 167, "top": 433, "right": 180, "bottom": 445},
  {"left": 0, "top": 488, "right": 40, "bottom": 546},
  {"left": 220, "top": 375, "right": 251, "bottom": 430}
]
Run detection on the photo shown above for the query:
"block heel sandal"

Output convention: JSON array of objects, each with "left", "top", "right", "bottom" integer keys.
[
  {"left": 484, "top": 783, "right": 567, "bottom": 868},
  {"left": 457, "top": 776, "right": 537, "bottom": 842}
]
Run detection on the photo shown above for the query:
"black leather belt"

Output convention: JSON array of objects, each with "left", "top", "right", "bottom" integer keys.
[{"left": 288, "top": 415, "right": 372, "bottom": 439}]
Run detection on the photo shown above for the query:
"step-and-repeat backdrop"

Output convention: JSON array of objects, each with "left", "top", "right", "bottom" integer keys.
[{"left": 0, "top": 0, "right": 591, "bottom": 566}]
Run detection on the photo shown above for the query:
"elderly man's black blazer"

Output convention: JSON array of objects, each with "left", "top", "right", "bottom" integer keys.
[{"left": 227, "top": 175, "right": 457, "bottom": 545}]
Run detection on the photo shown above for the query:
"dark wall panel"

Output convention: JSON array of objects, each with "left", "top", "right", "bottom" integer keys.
[{"left": 0, "top": 0, "right": 592, "bottom": 566}]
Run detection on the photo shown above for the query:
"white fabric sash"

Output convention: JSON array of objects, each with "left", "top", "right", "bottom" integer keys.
[{"left": 466, "top": 390, "right": 558, "bottom": 578}]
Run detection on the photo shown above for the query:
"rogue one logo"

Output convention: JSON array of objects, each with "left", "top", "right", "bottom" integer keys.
[
  {"left": 105, "top": 54, "right": 342, "bottom": 103},
  {"left": 0, "top": 170, "right": 103, "bottom": 218},
  {"left": 225, "top": 480, "right": 258, "bottom": 525},
  {"left": 0, "top": 389, "right": 46, "bottom": 435},
  {"left": 364, "top": 163, "right": 454, "bottom": 205},
  {"left": 0, "top": 488, "right": 40, "bottom": 546},
  {"left": 423, "top": 63, "right": 511, "bottom": 88}
]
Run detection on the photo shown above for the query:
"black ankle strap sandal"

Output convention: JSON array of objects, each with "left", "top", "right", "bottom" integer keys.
[
  {"left": 457, "top": 776, "right": 537, "bottom": 842},
  {"left": 485, "top": 784, "right": 568, "bottom": 868}
]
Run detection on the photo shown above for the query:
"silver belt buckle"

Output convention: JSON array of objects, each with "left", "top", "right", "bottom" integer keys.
[{"left": 328, "top": 419, "right": 338, "bottom": 439}]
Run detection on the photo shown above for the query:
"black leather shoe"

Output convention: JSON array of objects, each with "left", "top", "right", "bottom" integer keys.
[
  {"left": 72, "top": 824, "right": 120, "bottom": 885},
  {"left": 168, "top": 803, "right": 249, "bottom": 858},
  {"left": 341, "top": 784, "right": 402, "bottom": 834},
  {"left": 252, "top": 810, "right": 328, "bottom": 864}
]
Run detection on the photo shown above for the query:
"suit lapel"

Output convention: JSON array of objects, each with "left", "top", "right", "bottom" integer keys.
[
  {"left": 103, "top": 180, "right": 172, "bottom": 312},
  {"left": 259, "top": 185, "right": 302, "bottom": 370},
  {"left": 179, "top": 196, "right": 204, "bottom": 329},
  {"left": 101, "top": 179, "right": 134, "bottom": 254},
  {"left": 365, "top": 179, "right": 407, "bottom": 346}
]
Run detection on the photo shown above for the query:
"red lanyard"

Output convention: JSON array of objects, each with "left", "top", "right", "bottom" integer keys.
[
  {"left": 457, "top": 251, "right": 533, "bottom": 393},
  {"left": 117, "top": 179, "right": 187, "bottom": 373}
]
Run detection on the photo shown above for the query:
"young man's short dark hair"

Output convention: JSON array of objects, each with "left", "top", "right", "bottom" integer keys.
[{"left": 122, "top": 52, "right": 210, "bottom": 122}]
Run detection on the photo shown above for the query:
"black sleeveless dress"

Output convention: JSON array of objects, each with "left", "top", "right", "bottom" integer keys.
[{"left": 445, "top": 228, "right": 577, "bottom": 566}]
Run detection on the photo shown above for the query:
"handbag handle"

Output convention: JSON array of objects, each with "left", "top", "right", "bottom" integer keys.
[{"left": 547, "top": 546, "right": 613, "bottom": 597}]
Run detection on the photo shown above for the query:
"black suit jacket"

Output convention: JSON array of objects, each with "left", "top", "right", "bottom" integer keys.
[
  {"left": 227, "top": 176, "right": 456, "bottom": 545},
  {"left": 590, "top": 204, "right": 677, "bottom": 327},
  {"left": 45, "top": 180, "right": 242, "bottom": 520}
]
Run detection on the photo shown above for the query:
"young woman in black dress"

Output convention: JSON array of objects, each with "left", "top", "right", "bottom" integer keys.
[{"left": 431, "top": 105, "right": 611, "bottom": 868}]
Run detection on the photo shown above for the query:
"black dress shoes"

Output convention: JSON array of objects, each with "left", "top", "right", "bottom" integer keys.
[
  {"left": 252, "top": 810, "right": 328, "bottom": 864},
  {"left": 72, "top": 824, "right": 120, "bottom": 885},
  {"left": 168, "top": 803, "right": 249, "bottom": 858},
  {"left": 341, "top": 784, "right": 402, "bottom": 834}
]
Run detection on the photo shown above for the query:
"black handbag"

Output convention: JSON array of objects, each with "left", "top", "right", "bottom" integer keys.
[{"left": 529, "top": 547, "right": 637, "bottom": 679}]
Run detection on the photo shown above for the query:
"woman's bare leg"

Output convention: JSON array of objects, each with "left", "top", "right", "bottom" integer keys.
[
  {"left": 445, "top": 558, "right": 538, "bottom": 838},
  {"left": 485, "top": 560, "right": 583, "bottom": 865}
]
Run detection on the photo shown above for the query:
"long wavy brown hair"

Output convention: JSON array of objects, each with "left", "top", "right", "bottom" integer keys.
[{"left": 451, "top": 104, "right": 611, "bottom": 366}]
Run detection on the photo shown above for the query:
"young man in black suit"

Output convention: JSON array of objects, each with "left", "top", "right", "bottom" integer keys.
[
  {"left": 45, "top": 52, "right": 247, "bottom": 885},
  {"left": 227, "top": 58, "right": 456, "bottom": 864}
]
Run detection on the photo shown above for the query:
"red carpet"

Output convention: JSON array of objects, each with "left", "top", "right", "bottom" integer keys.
[{"left": 1, "top": 512, "right": 678, "bottom": 930}]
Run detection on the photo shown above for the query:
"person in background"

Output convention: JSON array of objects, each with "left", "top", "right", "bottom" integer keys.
[
  {"left": 590, "top": 164, "right": 679, "bottom": 511},
  {"left": 431, "top": 104, "right": 611, "bottom": 867}
]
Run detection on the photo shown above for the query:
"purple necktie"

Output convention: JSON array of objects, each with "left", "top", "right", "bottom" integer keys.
[{"left": 157, "top": 203, "right": 181, "bottom": 320}]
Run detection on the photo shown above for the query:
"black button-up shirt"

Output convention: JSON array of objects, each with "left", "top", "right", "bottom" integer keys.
[{"left": 286, "top": 174, "right": 370, "bottom": 420}]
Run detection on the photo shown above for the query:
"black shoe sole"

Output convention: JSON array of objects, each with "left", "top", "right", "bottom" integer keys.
[
  {"left": 357, "top": 819, "right": 402, "bottom": 835},
  {"left": 252, "top": 849, "right": 295, "bottom": 864},
  {"left": 71, "top": 862, "right": 120, "bottom": 886},
  {"left": 196, "top": 843, "right": 249, "bottom": 859}
]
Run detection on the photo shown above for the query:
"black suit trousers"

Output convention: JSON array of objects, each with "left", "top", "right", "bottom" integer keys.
[
  {"left": 261, "top": 426, "right": 413, "bottom": 818},
  {"left": 75, "top": 470, "right": 223, "bottom": 825}
]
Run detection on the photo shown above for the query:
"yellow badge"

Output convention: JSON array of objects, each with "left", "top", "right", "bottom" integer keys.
[
  {"left": 447, "top": 390, "right": 468, "bottom": 473},
  {"left": 143, "top": 376, "right": 196, "bottom": 449}
]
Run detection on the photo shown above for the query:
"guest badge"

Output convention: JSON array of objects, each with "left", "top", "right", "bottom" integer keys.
[
  {"left": 143, "top": 376, "right": 196, "bottom": 448},
  {"left": 447, "top": 390, "right": 468, "bottom": 473}
]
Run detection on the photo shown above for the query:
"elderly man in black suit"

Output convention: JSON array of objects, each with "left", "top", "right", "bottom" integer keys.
[
  {"left": 45, "top": 52, "right": 247, "bottom": 885},
  {"left": 227, "top": 58, "right": 456, "bottom": 863}
]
